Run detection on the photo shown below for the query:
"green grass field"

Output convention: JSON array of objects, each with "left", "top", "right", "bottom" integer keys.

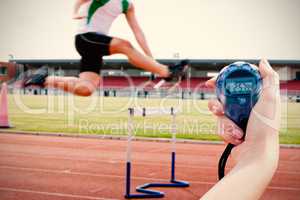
[{"left": 6, "top": 95, "right": 300, "bottom": 144}]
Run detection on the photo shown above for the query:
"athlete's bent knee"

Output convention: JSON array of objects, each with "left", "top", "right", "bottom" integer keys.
[
  {"left": 121, "top": 40, "right": 133, "bottom": 50},
  {"left": 112, "top": 39, "right": 133, "bottom": 54}
]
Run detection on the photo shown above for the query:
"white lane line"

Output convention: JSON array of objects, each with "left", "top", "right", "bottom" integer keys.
[
  {"left": 1, "top": 165, "right": 300, "bottom": 192},
  {"left": 267, "top": 186, "right": 300, "bottom": 192},
  {"left": 0, "top": 187, "right": 119, "bottom": 200},
  {"left": 1, "top": 151, "right": 299, "bottom": 175},
  {"left": 0, "top": 151, "right": 218, "bottom": 170},
  {"left": 0, "top": 165, "right": 213, "bottom": 185}
]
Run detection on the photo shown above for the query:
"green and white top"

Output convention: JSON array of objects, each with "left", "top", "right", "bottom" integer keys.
[{"left": 77, "top": 0, "right": 132, "bottom": 35}]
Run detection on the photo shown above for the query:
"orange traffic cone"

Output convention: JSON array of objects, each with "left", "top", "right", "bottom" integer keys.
[{"left": 0, "top": 83, "right": 12, "bottom": 128}]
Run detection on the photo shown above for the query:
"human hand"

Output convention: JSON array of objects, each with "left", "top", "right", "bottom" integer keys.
[
  {"left": 206, "top": 59, "right": 280, "bottom": 152},
  {"left": 201, "top": 59, "right": 280, "bottom": 200},
  {"left": 207, "top": 99, "right": 244, "bottom": 145}
]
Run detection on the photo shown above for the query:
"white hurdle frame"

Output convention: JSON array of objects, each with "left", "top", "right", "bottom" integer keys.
[
  {"left": 125, "top": 107, "right": 189, "bottom": 199},
  {"left": 126, "top": 107, "right": 178, "bottom": 165}
]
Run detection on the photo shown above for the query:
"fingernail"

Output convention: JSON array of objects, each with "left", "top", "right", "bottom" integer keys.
[
  {"left": 217, "top": 107, "right": 223, "bottom": 114},
  {"left": 233, "top": 129, "right": 242, "bottom": 139},
  {"left": 212, "top": 106, "right": 218, "bottom": 114},
  {"left": 212, "top": 105, "right": 223, "bottom": 114}
]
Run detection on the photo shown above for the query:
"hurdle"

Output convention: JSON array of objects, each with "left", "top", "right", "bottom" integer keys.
[{"left": 125, "top": 107, "right": 189, "bottom": 199}]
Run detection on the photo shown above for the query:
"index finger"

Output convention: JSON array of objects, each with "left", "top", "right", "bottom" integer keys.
[{"left": 205, "top": 76, "right": 217, "bottom": 89}]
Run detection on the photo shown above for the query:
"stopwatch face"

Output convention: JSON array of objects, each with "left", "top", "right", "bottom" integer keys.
[
  {"left": 216, "top": 62, "right": 262, "bottom": 132},
  {"left": 217, "top": 62, "right": 262, "bottom": 101},
  {"left": 225, "top": 77, "right": 256, "bottom": 95}
]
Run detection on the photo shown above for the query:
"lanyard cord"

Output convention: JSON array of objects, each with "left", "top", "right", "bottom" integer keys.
[
  {"left": 218, "top": 126, "right": 247, "bottom": 180},
  {"left": 218, "top": 143, "right": 235, "bottom": 180}
]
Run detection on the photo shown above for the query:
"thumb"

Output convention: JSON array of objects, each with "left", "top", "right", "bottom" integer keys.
[
  {"left": 208, "top": 99, "right": 224, "bottom": 116},
  {"left": 259, "top": 59, "right": 280, "bottom": 91}
]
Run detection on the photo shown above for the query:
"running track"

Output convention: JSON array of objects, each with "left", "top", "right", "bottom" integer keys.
[{"left": 0, "top": 133, "right": 299, "bottom": 200}]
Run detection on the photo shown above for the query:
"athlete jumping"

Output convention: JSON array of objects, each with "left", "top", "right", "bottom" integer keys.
[{"left": 24, "top": 0, "right": 189, "bottom": 96}]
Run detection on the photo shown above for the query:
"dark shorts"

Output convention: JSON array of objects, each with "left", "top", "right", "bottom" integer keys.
[{"left": 75, "top": 32, "right": 113, "bottom": 74}]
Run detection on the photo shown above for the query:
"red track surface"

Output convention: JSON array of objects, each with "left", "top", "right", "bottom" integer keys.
[{"left": 0, "top": 133, "right": 299, "bottom": 200}]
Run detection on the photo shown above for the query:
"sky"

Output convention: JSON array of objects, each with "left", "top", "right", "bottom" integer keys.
[{"left": 0, "top": 0, "right": 300, "bottom": 61}]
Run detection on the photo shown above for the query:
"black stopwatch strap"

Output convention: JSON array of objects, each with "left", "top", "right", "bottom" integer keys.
[{"left": 218, "top": 143, "right": 235, "bottom": 180}]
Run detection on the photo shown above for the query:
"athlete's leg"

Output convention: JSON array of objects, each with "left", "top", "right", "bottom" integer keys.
[
  {"left": 24, "top": 34, "right": 188, "bottom": 94},
  {"left": 25, "top": 33, "right": 104, "bottom": 96},
  {"left": 109, "top": 38, "right": 169, "bottom": 77},
  {"left": 45, "top": 72, "right": 100, "bottom": 97}
]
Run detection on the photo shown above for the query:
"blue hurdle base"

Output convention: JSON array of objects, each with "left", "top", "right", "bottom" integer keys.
[
  {"left": 125, "top": 179, "right": 189, "bottom": 199},
  {"left": 136, "top": 180, "right": 189, "bottom": 191},
  {"left": 125, "top": 152, "right": 189, "bottom": 199},
  {"left": 125, "top": 162, "right": 164, "bottom": 199},
  {"left": 125, "top": 190, "right": 164, "bottom": 199}
]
